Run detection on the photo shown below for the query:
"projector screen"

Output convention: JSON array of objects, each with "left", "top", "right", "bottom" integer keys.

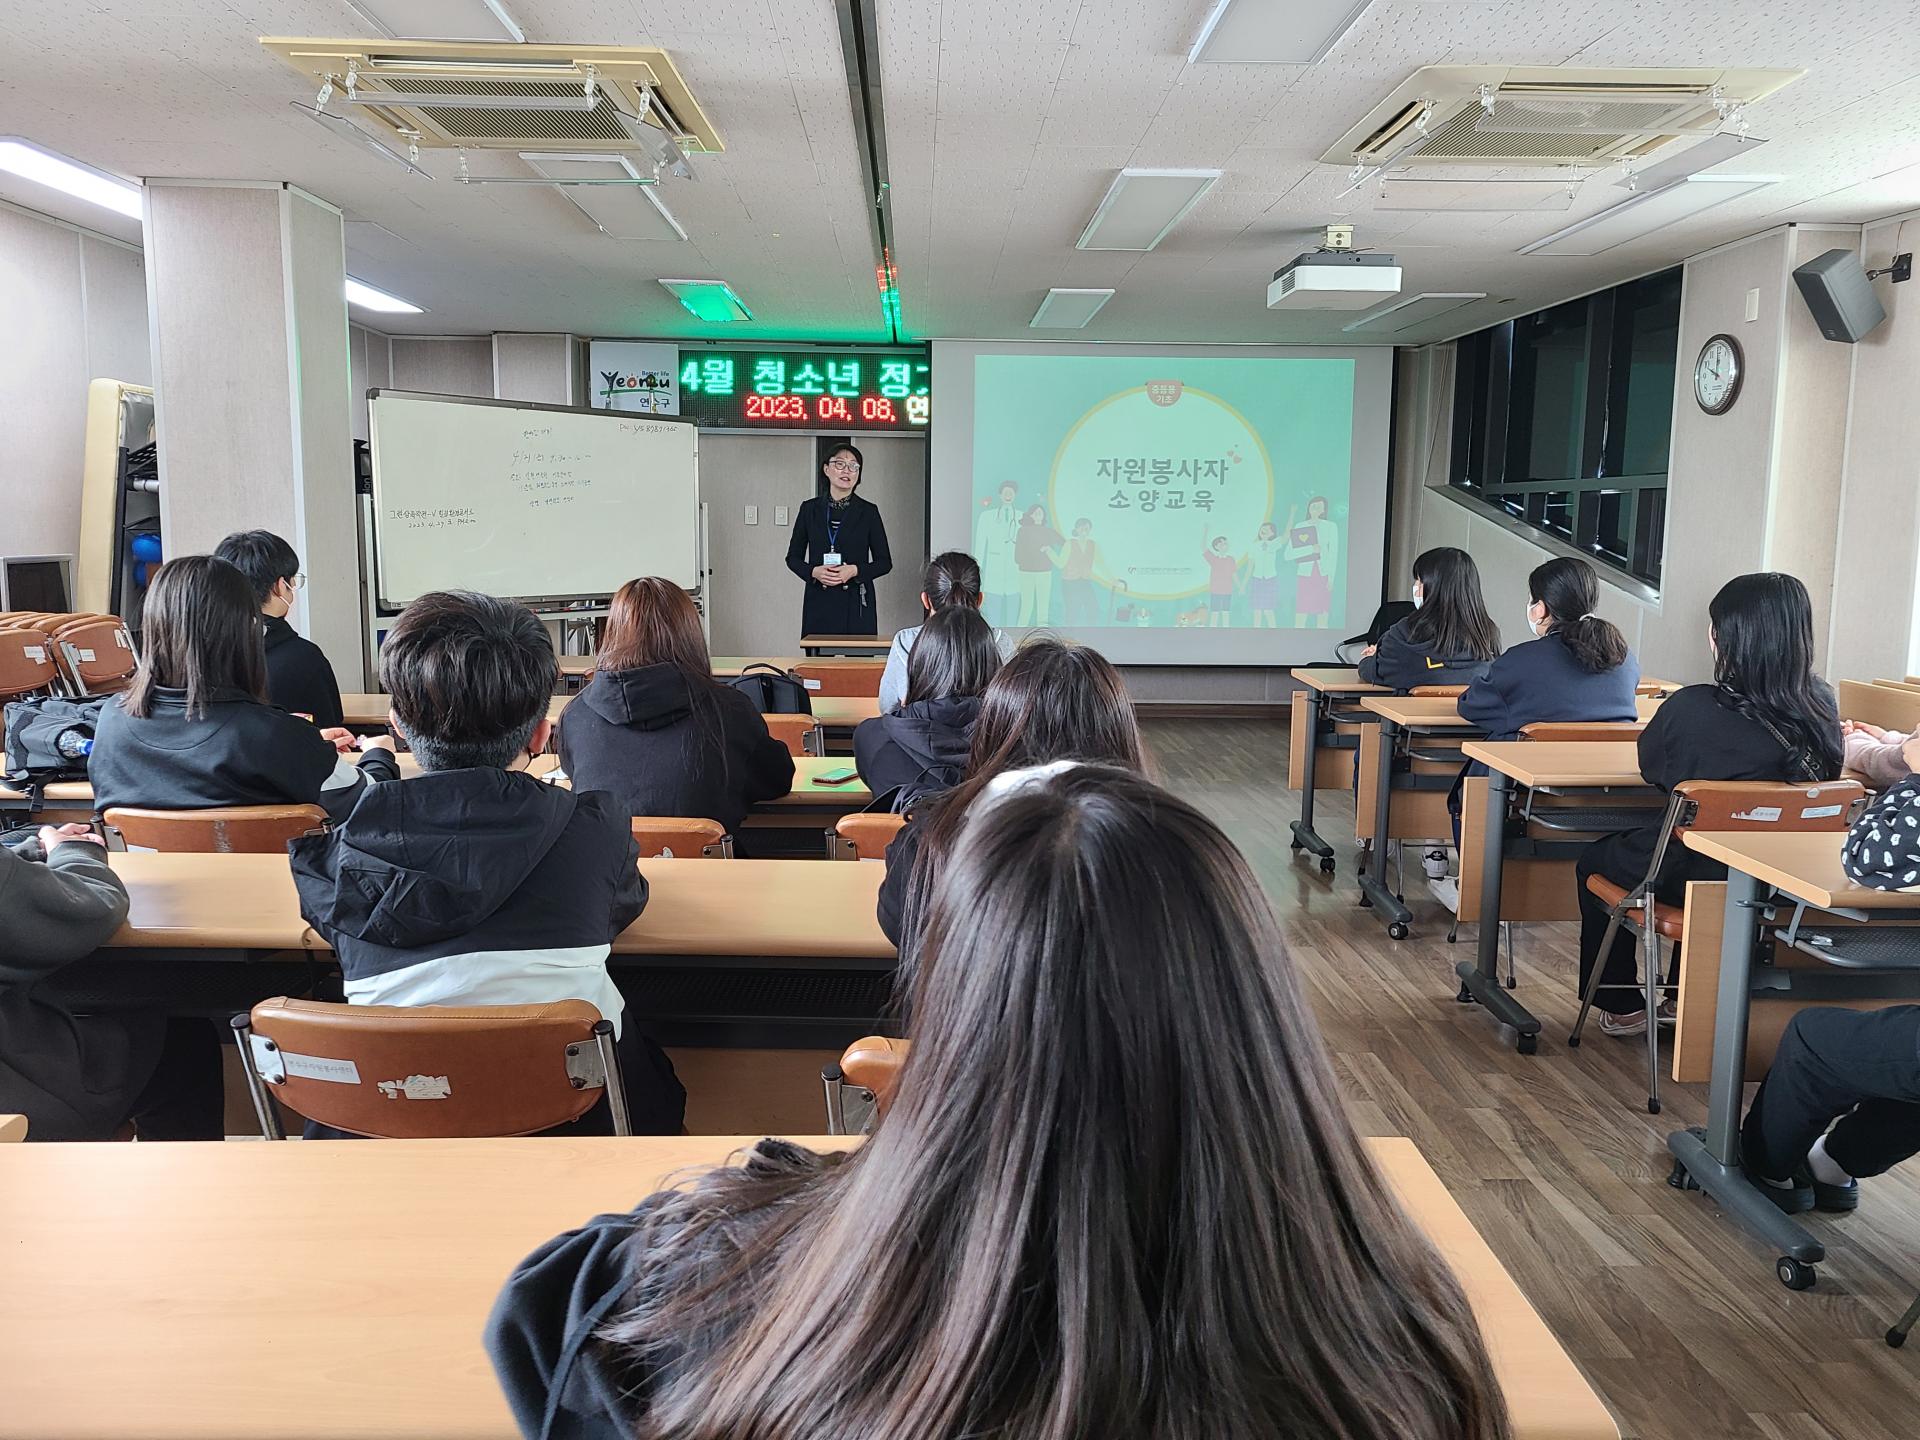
[{"left": 931, "top": 341, "right": 1392, "bottom": 665}]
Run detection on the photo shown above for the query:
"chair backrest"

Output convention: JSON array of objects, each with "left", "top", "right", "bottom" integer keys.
[
  {"left": 630, "top": 816, "right": 731, "bottom": 858},
  {"left": 52, "top": 616, "right": 137, "bottom": 696},
  {"left": 794, "top": 661, "right": 884, "bottom": 698},
  {"left": 831, "top": 810, "right": 907, "bottom": 860},
  {"left": 0, "top": 626, "right": 63, "bottom": 701},
  {"left": 1410, "top": 684, "right": 1468, "bottom": 698},
  {"left": 824, "top": 1034, "right": 909, "bottom": 1132},
  {"left": 234, "top": 997, "right": 626, "bottom": 1138},
  {"left": 103, "top": 804, "right": 328, "bottom": 853},
  {"left": 1673, "top": 779, "right": 1867, "bottom": 834},
  {"left": 1634, "top": 680, "right": 1668, "bottom": 697},
  {"left": 763, "top": 712, "right": 824, "bottom": 757},
  {"left": 1519, "top": 721, "right": 1648, "bottom": 743}
]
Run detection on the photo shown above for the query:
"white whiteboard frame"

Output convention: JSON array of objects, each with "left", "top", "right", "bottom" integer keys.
[{"left": 366, "top": 388, "right": 702, "bottom": 610}]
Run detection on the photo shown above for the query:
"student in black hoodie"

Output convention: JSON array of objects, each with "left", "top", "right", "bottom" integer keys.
[
  {"left": 557, "top": 577, "right": 792, "bottom": 843},
  {"left": 89, "top": 555, "right": 396, "bottom": 825},
  {"left": 853, "top": 604, "right": 1001, "bottom": 809},
  {"left": 213, "top": 529, "right": 344, "bottom": 727},
  {"left": 1356, "top": 547, "right": 1500, "bottom": 692},
  {"left": 1575, "top": 573, "right": 1843, "bottom": 1037},
  {"left": 290, "top": 590, "right": 685, "bottom": 1134}
]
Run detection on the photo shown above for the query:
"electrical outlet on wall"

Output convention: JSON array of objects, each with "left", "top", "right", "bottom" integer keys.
[
  {"left": 774, "top": 505, "right": 789, "bottom": 526},
  {"left": 744, "top": 505, "right": 758, "bottom": 526},
  {"left": 1745, "top": 287, "right": 1760, "bottom": 322}
]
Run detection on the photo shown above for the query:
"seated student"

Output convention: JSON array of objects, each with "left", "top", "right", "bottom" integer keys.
[
  {"left": 1843, "top": 719, "right": 1919, "bottom": 789},
  {"left": 878, "top": 551, "right": 1013, "bottom": 714},
  {"left": 1357, "top": 547, "right": 1501, "bottom": 692},
  {"left": 291, "top": 590, "right": 684, "bottom": 1134},
  {"left": 1576, "top": 573, "right": 1843, "bottom": 1037},
  {"left": 557, "top": 578, "right": 792, "bottom": 842},
  {"left": 0, "top": 824, "right": 151, "bottom": 1140},
  {"left": 852, "top": 605, "right": 1001, "bottom": 808},
  {"left": 1844, "top": 736, "right": 1920, "bottom": 888},
  {"left": 1459, "top": 557, "right": 1639, "bottom": 741},
  {"left": 213, "top": 529, "right": 344, "bottom": 727},
  {"left": 487, "top": 768, "right": 1510, "bottom": 1440},
  {"left": 89, "top": 555, "right": 396, "bottom": 825},
  {"left": 875, "top": 637, "right": 1145, "bottom": 953}
]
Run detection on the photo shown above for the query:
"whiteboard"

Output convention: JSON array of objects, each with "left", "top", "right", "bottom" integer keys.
[{"left": 368, "top": 390, "right": 699, "bottom": 607}]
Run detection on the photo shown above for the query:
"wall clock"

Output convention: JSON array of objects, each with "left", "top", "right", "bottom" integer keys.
[{"left": 1694, "top": 334, "right": 1743, "bottom": 415}]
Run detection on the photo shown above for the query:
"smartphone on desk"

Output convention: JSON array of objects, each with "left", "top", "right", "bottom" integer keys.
[{"left": 816, "top": 767, "right": 860, "bottom": 785}]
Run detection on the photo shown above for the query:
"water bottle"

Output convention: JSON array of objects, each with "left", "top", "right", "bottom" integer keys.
[{"left": 55, "top": 729, "right": 93, "bottom": 761}]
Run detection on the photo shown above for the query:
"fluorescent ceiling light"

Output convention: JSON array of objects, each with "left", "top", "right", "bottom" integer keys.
[
  {"left": 521, "top": 153, "right": 685, "bottom": 240},
  {"left": 0, "top": 139, "right": 141, "bottom": 219},
  {"left": 1344, "top": 292, "right": 1487, "bottom": 334},
  {"left": 1520, "top": 174, "right": 1779, "bottom": 256},
  {"left": 1030, "top": 288, "right": 1115, "bottom": 329},
  {"left": 345, "top": 277, "right": 425, "bottom": 314},
  {"left": 345, "top": 0, "right": 524, "bottom": 42},
  {"left": 1616, "top": 132, "right": 1769, "bottom": 190},
  {"left": 660, "top": 279, "right": 751, "bottom": 322},
  {"left": 1191, "top": 0, "right": 1373, "bottom": 64},
  {"left": 1077, "top": 169, "right": 1221, "bottom": 252}
]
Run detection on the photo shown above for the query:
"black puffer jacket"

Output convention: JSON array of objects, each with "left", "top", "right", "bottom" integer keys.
[{"left": 852, "top": 695, "right": 978, "bottom": 808}]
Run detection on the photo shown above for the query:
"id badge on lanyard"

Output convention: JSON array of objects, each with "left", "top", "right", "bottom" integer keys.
[{"left": 824, "top": 510, "right": 844, "bottom": 568}]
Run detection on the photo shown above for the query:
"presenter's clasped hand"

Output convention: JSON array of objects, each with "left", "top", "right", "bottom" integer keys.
[{"left": 811, "top": 564, "right": 859, "bottom": 587}]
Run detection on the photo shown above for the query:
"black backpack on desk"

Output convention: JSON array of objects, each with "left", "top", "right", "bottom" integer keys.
[{"left": 722, "top": 663, "right": 813, "bottom": 715}]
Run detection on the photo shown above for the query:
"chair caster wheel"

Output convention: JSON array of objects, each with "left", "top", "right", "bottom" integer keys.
[
  {"left": 1889, "top": 1329, "right": 1908, "bottom": 1348},
  {"left": 1388, "top": 921, "right": 1408, "bottom": 940},
  {"left": 1516, "top": 1032, "right": 1538, "bottom": 1056},
  {"left": 1776, "top": 1256, "right": 1817, "bottom": 1291},
  {"left": 1667, "top": 1159, "right": 1699, "bottom": 1191},
  {"left": 1647, "top": 1098, "right": 1662, "bottom": 1115},
  {"left": 1319, "top": 856, "right": 1336, "bottom": 874},
  {"left": 1456, "top": 982, "right": 1474, "bottom": 1004}
]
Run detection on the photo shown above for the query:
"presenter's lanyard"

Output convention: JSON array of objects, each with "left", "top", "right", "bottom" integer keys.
[{"left": 825, "top": 507, "right": 846, "bottom": 557}]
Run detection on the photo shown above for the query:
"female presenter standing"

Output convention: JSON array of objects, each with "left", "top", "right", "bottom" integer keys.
[{"left": 785, "top": 441, "right": 893, "bottom": 638}]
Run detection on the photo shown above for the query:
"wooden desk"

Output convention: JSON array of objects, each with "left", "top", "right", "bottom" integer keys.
[
  {"left": 339, "top": 692, "right": 878, "bottom": 734},
  {"left": 1286, "top": 668, "right": 1388, "bottom": 873},
  {"left": 0, "top": 779, "right": 94, "bottom": 825},
  {"left": 800, "top": 633, "right": 893, "bottom": 656},
  {"left": 1838, "top": 678, "right": 1920, "bottom": 731},
  {"left": 1454, "top": 742, "right": 1655, "bottom": 1052},
  {"left": 0, "top": 1133, "right": 1616, "bottom": 1440},
  {"left": 385, "top": 754, "right": 870, "bottom": 815},
  {"left": 1669, "top": 831, "right": 1920, "bottom": 1287}
]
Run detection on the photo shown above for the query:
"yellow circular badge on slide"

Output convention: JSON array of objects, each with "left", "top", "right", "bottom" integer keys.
[{"left": 1049, "top": 385, "right": 1275, "bottom": 602}]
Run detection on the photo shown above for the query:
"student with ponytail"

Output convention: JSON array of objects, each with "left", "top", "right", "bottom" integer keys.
[
  {"left": 878, "top": 551, "right": 1014, "bottom": 713},
  {"left": 1459, "top": 557, "right": 1639, "bottom": 741}
]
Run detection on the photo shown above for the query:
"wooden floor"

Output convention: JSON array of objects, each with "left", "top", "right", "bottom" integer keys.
[{"left": 641, "top": 716, "right": 1920, "bottom": 1437}]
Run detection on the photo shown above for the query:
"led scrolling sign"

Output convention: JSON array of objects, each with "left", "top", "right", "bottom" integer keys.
[{"left": 675, "top": 350, "right": 931, "bottom": 430}]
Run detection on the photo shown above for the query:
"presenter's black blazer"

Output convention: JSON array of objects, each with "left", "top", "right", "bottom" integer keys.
[{"left": 784, "top": 494, "right": 893, "bottom": 637}]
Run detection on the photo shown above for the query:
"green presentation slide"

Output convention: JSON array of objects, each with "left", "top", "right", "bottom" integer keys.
[{"left": 969, "top": 354, "right": 1355, "bottom": 632}]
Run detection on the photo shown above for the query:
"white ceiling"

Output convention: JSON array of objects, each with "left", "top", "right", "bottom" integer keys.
[{"left": 3, "top": 0, "right": 1920, "bottom": 344}]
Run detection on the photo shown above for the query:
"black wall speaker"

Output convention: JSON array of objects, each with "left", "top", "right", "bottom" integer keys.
[{"left": 1792, "top": 248, "right": 1887, "bottom": 343}]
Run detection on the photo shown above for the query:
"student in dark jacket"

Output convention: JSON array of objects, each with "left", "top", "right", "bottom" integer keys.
[
  {"left": 0, "top": 824, "right": 156, "bottom": 1140},
  {"left": 876, "top": 638, "right": 1146, "bottom": 958},
  {"left": 1357, "top": 547, "right": 1500, "bottom": 692},
  {"left": 558, "top": 578, "right": 792, "bottom": 843},
  {"left": 487, "top": 771, "right": 1511, "bottom": 1440},
  {"left": 1575, "top": 573, "right": 1843, "bottom": 1037},
  {"left": 214, "top": 529, "right": 344, "bottom": 727},
  {"left": 89, "top": 555, "right": 396, "bottom": 825},
  {"left": 1459, "top": 557, "right": 1639, "bottom": 741},
  {"left": 291, "top": 590, "right": 683, "bottom": 1135},
  {"left": 853, "top": 605, "right": 1001, "bottom": 809}
]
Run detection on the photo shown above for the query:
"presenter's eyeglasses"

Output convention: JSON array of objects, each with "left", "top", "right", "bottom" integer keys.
[{"left": 825, "top": 458, "right": 861, "bottom": 474}]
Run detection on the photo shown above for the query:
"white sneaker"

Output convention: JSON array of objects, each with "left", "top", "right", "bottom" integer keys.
[
  {"left": 1427, "top": 875, "right": 1460, "bottom": 913},
  {"left": 1422, "top": 848, "right": 1450, "bottom": 880}
]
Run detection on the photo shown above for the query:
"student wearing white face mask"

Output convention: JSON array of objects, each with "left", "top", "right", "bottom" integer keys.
[
  {"left": 1457, "top": 557, "right": 1640, "bottom": 742},
  {"left": 1356, "top": 548, "right": 1500, "bottom": 692}
]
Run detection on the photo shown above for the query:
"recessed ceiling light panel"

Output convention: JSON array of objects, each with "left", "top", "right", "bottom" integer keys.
[
  {"left": 1030, "top": 289, "right": 1115, "bottom": 329},
  {"left": 1077, "top": 169, "right": 1222, "bottom": 252},
  {"left": 660, "top": 278, "right": 751, "bottom": 322},
  {"left": 345, "top": 0, "right": 524, "bottom": 42},
  {"left": 1190, "top": 0, "right": 1373, "bottom": 64}
]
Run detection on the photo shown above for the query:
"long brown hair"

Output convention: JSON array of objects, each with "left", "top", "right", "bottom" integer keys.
[
  {"left": 605, "top": 768, "right": 1511, "bottom": 1440},
  {"left": 125, "top": 555, "right": 268, "bottom": 720},
  {"left": 597, "top": 578, "right": 711, "bottom": 677}
]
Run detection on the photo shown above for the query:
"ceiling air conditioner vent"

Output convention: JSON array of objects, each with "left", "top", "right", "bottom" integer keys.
[
  {"left": 1322, "top": 66, "right": 1799, "bottom": 170},
  {"left": 261, "top": 38, "right": 723, "bottom": 154}
]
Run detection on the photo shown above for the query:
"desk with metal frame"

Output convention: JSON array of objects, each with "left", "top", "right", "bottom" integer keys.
[
  {"left": 1354, "top": 696, "right": 1486, "bottom": 939},
  {"left": 1665, "top": 831, "right": 1920, "bottom": 1289},
  {"left": 1287, "top": 668, "right": 1387, "bottom": 872}
]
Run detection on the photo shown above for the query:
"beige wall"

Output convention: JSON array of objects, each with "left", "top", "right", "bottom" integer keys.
[
  {"left": 0, "top": 202, "right": 150, "bottom": 559},
  {"left": 389, "top": 336, "right": 492, "bottom": 396},
  {"left": 349, "top": 323, "right": 392, "bottom": 442},
  {"left": 492, "top": 333, "right": 574, "bottom": 405}
]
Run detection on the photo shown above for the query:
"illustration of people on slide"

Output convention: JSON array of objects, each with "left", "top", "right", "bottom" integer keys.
[
  {"left": 1200, "top": 524, "right": 1240, "bottom": 628},
  {"left": 1245, "top": 520, "right": 1282, "bottom": 628},
  {"left": 1286, "top": 496, "right": 1339, "bottom": 629},
  {"left": 973, "top": 481, "right": 1022, "bottom": 625},
  {"left": 1016, "top": 503, "right": 1066, "bottom": 625},
  {"left": 1059, "top": 517, "right": 1106, "bottom": 626}
]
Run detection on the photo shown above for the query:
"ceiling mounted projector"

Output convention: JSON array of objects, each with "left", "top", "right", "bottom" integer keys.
[{"left": 1268, "top": 249, "right": 1402, "bottom": 310}]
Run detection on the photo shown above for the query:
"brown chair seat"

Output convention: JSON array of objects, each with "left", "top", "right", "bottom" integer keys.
[
  {"left": 630, "top": 816, "right": 731, "bottom": 858},
  {"left": 831, "top": 811, "right": 907, "bottom": 860},
  {"left": 1582, "top": 874, "right": 1685, "bottom": 939}
]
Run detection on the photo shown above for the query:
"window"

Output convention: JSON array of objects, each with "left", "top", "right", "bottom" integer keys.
[{"left": 1447, "top": 267, "right": 1680, "bottom": 588}]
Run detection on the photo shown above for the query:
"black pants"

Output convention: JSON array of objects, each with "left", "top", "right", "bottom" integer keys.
[
  {"left": 127, "top": 1017, "right": 226, "bottom": 1140},
  {"left": 1743, "top": 1006, "right": 1920, "bottom": 1181},
  {"left": 1574, "top": 835, "right": 1714, "bottom": 1013}
]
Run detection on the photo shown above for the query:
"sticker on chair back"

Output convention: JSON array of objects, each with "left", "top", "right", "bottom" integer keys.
[
  {"left": 1732, "top": 806, "right": 1783, "bottom": 823},
  {"left": 377, "top": 1074, "right": 452, "bottom": 1101},
  {"left": 1800, "top": 805, "right": 1844, "bottom": 819},
  {"left": 282, "top": 1052, "right": 361, "bottom": 1084}
]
